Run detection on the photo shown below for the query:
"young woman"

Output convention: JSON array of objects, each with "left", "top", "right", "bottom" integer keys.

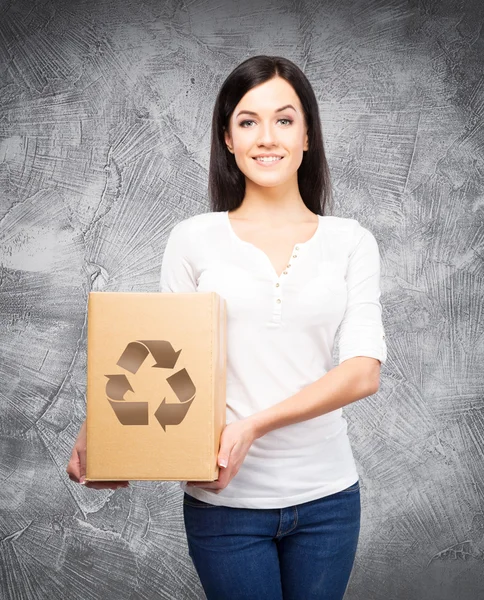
[{"left": 67, "top": 55, "right": 387, "bottom": 600}]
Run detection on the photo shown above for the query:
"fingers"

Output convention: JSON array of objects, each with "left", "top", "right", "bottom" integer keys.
[
  {"left": 66, "top": 446, "right": 81, "bottom": 482},
  {"left": 84, "top": 481, "right": 130, "bottom": 490},
  {"left": 66, "top": 422, "right": 129, "bottom": 490},
  {"left": 78, "top": 446, "right": 87, "bottom": 484},
  {"left": 68, "top": 476, "right": 129, "bottom": 489},
  {"left": 66, "top": 423, "right": 86, "bottom": 483},
  {"left": 66, "top": 471, "right": 129, "bottom": 490}
]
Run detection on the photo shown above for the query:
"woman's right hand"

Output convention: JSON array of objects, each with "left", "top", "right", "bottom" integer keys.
[{"left": 66, "top": 420, "right": 130, "bottom": 490}]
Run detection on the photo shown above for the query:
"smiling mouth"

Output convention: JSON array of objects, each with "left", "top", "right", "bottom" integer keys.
[{"left": 253, "top": 156, "right": 284, "bottom": 164}]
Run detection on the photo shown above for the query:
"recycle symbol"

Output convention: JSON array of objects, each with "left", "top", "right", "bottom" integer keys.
[{"left": 105, "top": 340, "right": 196, "bottom": 431}]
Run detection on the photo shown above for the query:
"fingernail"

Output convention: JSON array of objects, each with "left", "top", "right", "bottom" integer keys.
[{"left": 79, "top": 476, "right": 86, "bottom": 485}]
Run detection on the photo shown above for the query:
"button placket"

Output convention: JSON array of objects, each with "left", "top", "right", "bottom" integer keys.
[
  {"left": 272, "top": 244, "right": 300, "bottom": 317},
  {"left": 274, "top": 272, "right": 283, "bottom": 314}
]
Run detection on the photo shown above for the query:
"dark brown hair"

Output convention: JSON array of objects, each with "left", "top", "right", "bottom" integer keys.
[{"left": 208, "top": 55, "right": 333, "bottom": 216}]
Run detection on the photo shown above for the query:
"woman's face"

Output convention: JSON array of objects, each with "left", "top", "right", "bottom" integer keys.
[{"left": 224, "top": 77, "right": 309, "bottom": 190}]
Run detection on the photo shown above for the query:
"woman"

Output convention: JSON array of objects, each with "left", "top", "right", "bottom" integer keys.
[{"left": 67, "top": 55, "right": 387, "bottom": 599}]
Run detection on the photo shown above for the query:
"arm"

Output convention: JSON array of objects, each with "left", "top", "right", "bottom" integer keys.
[
  {"left": 248, "top": 223, "right": 387, "bottom": 439},
  {"left": 248, "top": 356, "right": 380, "bottom": 439}
]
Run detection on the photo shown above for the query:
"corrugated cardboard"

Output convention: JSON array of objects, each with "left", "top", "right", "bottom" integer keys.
[{"left": 86, "top": 291, "right": 227, "bottom": 481}]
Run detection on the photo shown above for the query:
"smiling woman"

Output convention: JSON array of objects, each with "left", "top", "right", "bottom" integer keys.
[{"left": 67, "top": 54, "right": 387, "bottom": 600}]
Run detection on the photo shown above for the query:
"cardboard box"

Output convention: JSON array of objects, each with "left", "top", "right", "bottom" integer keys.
[{"left": 85, "top": 291, "right": 227, "bottom": 481}]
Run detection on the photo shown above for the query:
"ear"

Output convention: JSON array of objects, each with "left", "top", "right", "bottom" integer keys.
[
  {"left": 224, "top": 128, "right": 234, "bottom": 154},
  {"left": 303, "top": 131, "right": 309, "bottom": 152}
]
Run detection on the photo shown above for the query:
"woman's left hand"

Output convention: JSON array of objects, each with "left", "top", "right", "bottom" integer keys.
[{"left": 186, "top": 418, "right": 257, "bottom": 493}]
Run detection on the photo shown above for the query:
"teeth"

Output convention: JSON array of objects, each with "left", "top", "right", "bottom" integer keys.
[{"left": 255, "top": 156, "right": 282, "bottom": 162}]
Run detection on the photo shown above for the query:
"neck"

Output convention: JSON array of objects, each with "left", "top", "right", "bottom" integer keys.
[{"left": 232, "top": 178, "right": 311, "bottom": 223}]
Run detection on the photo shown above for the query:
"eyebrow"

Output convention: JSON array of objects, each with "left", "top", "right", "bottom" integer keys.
[{"left": 236, "top": 104, "right": 297, "bottom": 118}]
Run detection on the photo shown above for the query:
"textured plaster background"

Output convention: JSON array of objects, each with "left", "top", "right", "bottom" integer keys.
[{"left": 1, "top": 0, "right": 483, "bottom": 598}]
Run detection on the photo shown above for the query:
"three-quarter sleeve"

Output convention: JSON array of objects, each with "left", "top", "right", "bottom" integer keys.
[
  {"left": 159, "top": 221, "right": 198, "bottom": 293},
  {"left": 338, "top": 223, "right": 387, "bottom": 365}
]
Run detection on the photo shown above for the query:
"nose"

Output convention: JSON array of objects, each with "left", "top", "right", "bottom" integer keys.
[{"left": 257, "top": 121, "right": 277, "bottom": 147}]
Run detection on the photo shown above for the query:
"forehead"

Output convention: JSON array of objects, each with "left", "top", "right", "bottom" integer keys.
[{"left": 234, "top": 78, "right": 302, "bottom": 114}]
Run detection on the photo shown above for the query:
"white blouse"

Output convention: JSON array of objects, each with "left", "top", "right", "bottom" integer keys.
[{"left": 159, "top": 210, "right": 387, "bottom": 509}]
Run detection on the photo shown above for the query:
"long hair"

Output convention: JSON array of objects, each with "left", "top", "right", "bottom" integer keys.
[{"left": 208, "top": 55, "right": 333, "bottom": 216}]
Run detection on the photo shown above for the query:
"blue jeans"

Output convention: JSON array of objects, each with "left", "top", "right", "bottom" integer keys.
[{"left": 183, "top": 480, "right": 361, "bottom": 600}]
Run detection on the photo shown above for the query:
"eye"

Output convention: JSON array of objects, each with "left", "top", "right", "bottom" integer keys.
[{"left": 238, "top": 118, "right": 293, "bottom": 127}]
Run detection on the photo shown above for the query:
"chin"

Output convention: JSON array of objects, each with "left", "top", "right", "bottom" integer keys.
[{"left": 249, "top": 173, "right": 296, "bottom": 188}]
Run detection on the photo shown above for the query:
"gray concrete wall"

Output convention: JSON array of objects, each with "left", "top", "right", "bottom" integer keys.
[{"left": 1, "top": 0, "right": 483, "bottom": 598}]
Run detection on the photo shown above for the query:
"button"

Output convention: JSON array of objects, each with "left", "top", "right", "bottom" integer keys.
[
  {"left": 295, "top": 246, "right": 299, "bottom": 250},
  {"left": 275, "top": 282, "right": 280, "bottom": 287},
  {"left": 283, "top": 271, "right": 288, "bottom": 275},
  {"left": 287, "top": 264, "right": 291, "bottom": 268},
  {"left": 292, "top": 254, "right": 297, "bottom": 258},
  {"left": 276, "top": 299, "right": 281, "bottom": 303}
]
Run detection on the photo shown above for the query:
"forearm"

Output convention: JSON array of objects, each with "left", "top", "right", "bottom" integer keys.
[{"left": 247, "top": 358, "right": 380, "bottom": 440}]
